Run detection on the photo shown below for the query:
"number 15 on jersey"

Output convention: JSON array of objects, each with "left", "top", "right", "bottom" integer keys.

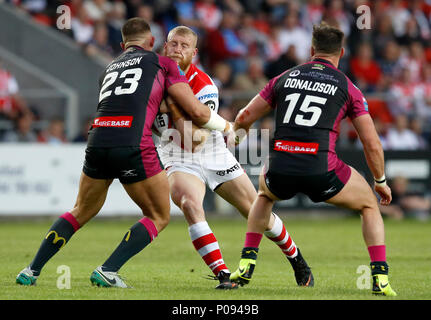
[{"left": 282, "top": 93, "right": 327, "bottom": 127}]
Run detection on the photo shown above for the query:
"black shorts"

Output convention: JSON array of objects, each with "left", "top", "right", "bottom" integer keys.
[
  {"left": 264, "top": 159, "right": 352, "bottom": 202},
  {"left": 83, "top": 146, "right": 163, "bottom": 184}
]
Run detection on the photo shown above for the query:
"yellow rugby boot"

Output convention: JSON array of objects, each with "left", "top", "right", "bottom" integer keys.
[
  {"left": 371, "top": 262, "right": 397, "bottom": 297},
  {"left": 230, "top": 247, "right": 258, "bottom": 286}
]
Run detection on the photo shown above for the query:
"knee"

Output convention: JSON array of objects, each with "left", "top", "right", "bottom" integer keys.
[
  {"left": 359, "top": 195, "right": 379, "bottom": 214},
  {"left": 257, "top": 190, "right": 272, "bottom": 201},
  {"left": 180, "top": 196, "right": 203, "bottom": 216}
]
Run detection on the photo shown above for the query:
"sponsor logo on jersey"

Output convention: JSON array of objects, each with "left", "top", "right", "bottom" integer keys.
[
  {"left": 311, "top": 63, "right": 326, "bottom": 70},
  {"left": 274, "top": 140, "right": 319, "bottom": 154},
  {"left": 93, "top": 116, "right": 133, "bottom": 128},
  {"left": 216, "top": 163, "right": 240, "bottom": 176},
  {"left": 289, "top": 70, "right": 301, "bottom": 77},
  {"left": 204, "top": 100, "right": 216, "bottom": 111},
  {"left": 198, "top": 93, "right": 218, "bottom": 100}
]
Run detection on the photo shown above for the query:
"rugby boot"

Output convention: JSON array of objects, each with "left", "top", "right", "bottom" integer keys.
[
  {"left": 371, "top": 262, "right": 397, "bottom": 296},
  {"left": 230, "top": 247, "right": 258, "bottom": 286},
  {"left": 16, "top": 267, "right": 38, "bottom": 286},
  {"left": 214, "top": 270, "right": 239, "bottom": 290},
  {"left": 90, "top": 266, "right": 131, "bottom": 288},
  {"left": 288, "top": 248, "right": 314, "bottom": 287}
]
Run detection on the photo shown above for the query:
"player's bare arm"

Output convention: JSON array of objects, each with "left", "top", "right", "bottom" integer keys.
[
  {"left": 352, "top": 113, "right": 392, "bottom": 206},
  {"left": 231, "top": 94, "right": 273, "bottom": 146},
  {"left": 235, "top": 94, "right": 273, "bottom": 130},
  {"left": 168, "top": 82, "right": 231, "bottom": 133},
  {"left": 159, "top": 98, "right": 169, "bottom": 113},
  {"left": 166, "top": 96, "right": 210, "bottom": 152}
]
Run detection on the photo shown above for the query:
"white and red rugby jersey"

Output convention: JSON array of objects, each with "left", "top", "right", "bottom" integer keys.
[{"left": 154, "top": 63, "right": 225, "bottom": 156}]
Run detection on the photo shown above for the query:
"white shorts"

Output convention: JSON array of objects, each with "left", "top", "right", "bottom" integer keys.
[{"left": 161, "top": 146, "right": 244, "bottom": 191}]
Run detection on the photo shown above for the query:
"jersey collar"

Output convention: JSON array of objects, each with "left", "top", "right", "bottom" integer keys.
[
  {"left": 185, "top": 63, "right": 197, "bottom": 80},
  {"left": 125, "top": 45, "right": 147, "bottom": 52},
  {"left": 311, "top": 58, "right": 337, "bottom": 70}
]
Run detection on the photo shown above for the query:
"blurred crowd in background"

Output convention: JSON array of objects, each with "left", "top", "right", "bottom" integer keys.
[
  {"left": 1, "top": 0, "right": 431, "bottom": 150},
  {"left": 0, "top": 0, "right": 430, "bottom": 219}
]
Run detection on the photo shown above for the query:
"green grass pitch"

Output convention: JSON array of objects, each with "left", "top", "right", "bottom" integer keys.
[{"left": 0, "top": 215, "right": 430, "bottom": 300}]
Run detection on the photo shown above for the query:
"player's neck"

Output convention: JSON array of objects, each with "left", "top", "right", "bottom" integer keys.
[
  {"left": 124, "top": 41, "right": 152, "bottom": 52},
  {"left": 182, "top": 63, "right": 193, "bottom": 75},
  {"left": 312, "top": 55, "right": 339, "bottom": 68},
  {"left": 126, "top": 45, "right": 151, "bottom": 51}
]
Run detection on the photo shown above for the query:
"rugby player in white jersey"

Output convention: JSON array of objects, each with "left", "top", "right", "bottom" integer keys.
[{"left": 153, "top": 26, "right": 313, "bottom": 289}]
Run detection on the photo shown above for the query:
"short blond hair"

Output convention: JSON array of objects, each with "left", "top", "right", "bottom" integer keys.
[{"left": 167, "top": 26, "right": 198, "bottom": 47}]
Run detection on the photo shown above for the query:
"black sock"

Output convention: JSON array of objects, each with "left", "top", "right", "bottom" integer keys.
[
  {"left": 370, "top": 261, "right": 389, "bottom": 275},
  {"left": 102, "top": 219, "right": 156, "bottom": 272},
  {"left": 241, "top": 247, "right": 259, "bottom": 259},
  {"left": 29, "top": 215, "right": 78, "bottom": 275}
]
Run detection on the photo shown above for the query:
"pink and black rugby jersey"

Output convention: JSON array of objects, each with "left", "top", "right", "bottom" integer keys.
[
  {"left": 87, "top": 46, "right": 187, "bottom": 148},
  {"left": 259, "top": 58, "right": 369, "bottom": 175}
]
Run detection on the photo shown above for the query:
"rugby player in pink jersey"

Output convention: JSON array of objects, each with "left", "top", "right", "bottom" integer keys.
[
  {"left": 229, "top": 22, "right": 397, "bottom": 296},
  {"left": 16, "top": 18, "right": 233, "bottom": 288},
  {"left": 153, "top": 26, "right": 313, "bottom": 290}
]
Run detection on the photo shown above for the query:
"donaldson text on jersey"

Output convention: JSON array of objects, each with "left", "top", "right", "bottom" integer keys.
[{"left": 284, "top": 78, "right": 338, "bottom": 96}]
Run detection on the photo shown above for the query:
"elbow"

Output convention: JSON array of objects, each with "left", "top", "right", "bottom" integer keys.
[
  {"left": 235, "top": 108, "right": 250, "bottom": 130},
  {"left": 235, "top": 115, "right": 246, "bottom": 128}
]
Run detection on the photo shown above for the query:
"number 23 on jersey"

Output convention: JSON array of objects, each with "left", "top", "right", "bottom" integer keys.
[{"left": 99, "top": 67, "right": 143, "bottom": 102}]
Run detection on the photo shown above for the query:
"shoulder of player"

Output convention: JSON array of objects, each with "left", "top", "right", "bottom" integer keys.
[
  {"left": 268, "top": 69, "right": 291, "bottom": 90},
  {"left": 274, "top": 69, "right": 291, "bottom": 82},
  {"left": 189, "top": 65, "right": 215, "bottom": 85},
  {"left": 154, "top": 54, "right": 182, "bottom": 71},
  {"left": 107, "top": 49, "right": 157, "bottom": 69},
  {"left": 188, "top": 66, "right": 218, "bottom": 94},
  {"left": 156, "top": 54, "right": 176, "bottom": 68},
  {"left": 155, "top": 54, "right": 187, "bottom": 79},
  {"left": 343, "top": 73, "right": 364, "bottom": 98},
  {"left": 306, "top": 62, "right": 356, "bottom": 97}
]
